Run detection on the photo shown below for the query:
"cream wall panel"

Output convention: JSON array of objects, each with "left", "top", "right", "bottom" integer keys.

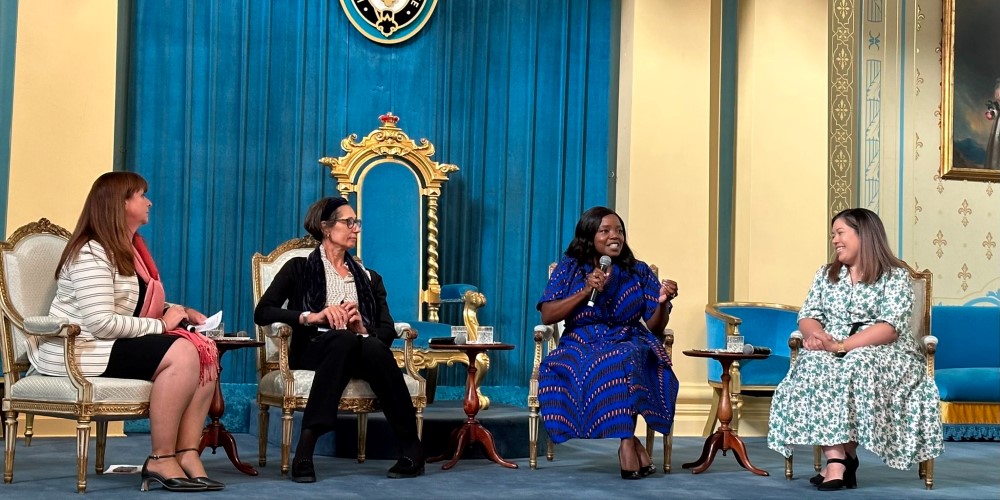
[
  {"left": 619, "top": 0, "right": 714, "bottom": 437},
  {"left": 7, "top": 0, "right": 117, "bottom": 234},
  {"left": 734, "top": 0, "right": 829, "bottom": 306},
  {"left": 905, "top": 0, "right": 998, "bottom": 304}
]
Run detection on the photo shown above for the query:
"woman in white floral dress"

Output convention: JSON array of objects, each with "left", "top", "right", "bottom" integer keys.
[{"left": 767, "top": 208, "right": 943, "bottom": 491}]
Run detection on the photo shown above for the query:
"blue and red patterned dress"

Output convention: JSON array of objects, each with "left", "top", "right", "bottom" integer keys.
[{"left": 537, "top": 256, "right": 679, "bottom": 443}]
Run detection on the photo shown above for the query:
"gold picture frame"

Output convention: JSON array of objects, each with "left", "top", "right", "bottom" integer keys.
[{"left": 940, "top": 0, "right": 1000, "bottom": 182}]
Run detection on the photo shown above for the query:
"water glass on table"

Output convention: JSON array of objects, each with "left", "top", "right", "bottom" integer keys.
[
  {"left": 726, "top": 334, "right": 744, "bottom": 353},
  {"left": 475, "top": 326, "right": 494, "bottom": 344},
  {"left": 206, "top": 322, "right": 225, "bottom": 340}
]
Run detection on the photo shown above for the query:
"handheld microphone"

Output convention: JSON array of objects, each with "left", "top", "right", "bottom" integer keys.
[
  {"left": 742, "top": 344, "right": 772, "bottom": 355},
  {"left": 587, "top": 255, "right": 613, "bottom": 307},
  {"left": 178, "top": 319, "right": 197, "bottom": 333}
]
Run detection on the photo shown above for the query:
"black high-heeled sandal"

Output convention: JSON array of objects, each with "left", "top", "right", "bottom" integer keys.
[
  {"left": 176, "top": 448, "right": 225, "bottom": 491},
  {"left": 140, "top": 453, "right": 207, "bottom": 492},
  {"left": 631, "top": 438, "right": 655, "bottom": 477},
  {"left": 846, "top": 453, "right": 859, "bottom": 489},
  {"left": 817, "top": 458, "right": 850, "bottom": 491},
  {"left": 617, "top": 447, "right": 641, "bottom": 480}
]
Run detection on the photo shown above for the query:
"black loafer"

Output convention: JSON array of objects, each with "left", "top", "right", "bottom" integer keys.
[
  {"left": 387, "top": 456, "right": 424, "bottom": 479},
  {"left": 291, "top": 459, "right": 316, "bottom": 483}
]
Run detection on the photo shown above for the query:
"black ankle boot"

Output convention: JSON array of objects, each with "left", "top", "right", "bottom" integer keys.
[
  {"left": 387, "top": 455, "right": 424, "bottom": 478},
  {"left": 291, "top": 458, "right": 316, "bottom": 483}
]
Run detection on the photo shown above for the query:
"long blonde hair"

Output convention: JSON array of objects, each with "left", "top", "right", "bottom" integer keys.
[{"left": 56, "top": 172, "right": 148, "bottom": 278}]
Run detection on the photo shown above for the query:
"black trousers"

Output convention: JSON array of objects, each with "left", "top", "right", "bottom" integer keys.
[{"left": 296, "top": 330, "right": 420, "bottom": 455}]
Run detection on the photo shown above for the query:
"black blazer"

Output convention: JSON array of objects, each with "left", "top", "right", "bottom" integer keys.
[{"left": 253, "top": 256, "right": 397, "bottom": 368}]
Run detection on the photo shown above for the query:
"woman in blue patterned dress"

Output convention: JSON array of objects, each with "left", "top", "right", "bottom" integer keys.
[
  {"left": 537, "top": 206, "right": 679, "bottom": 480},
  {"left": 767, "top": 208, "right": 943, "bottom": 491}
]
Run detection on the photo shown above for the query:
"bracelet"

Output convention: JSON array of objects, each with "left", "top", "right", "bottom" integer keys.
[{"left": 157, "top": 318, "right": 167, "bottom": 333}]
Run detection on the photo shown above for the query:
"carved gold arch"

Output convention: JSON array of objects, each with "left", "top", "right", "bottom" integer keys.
[{"left": 318, "top": 113, "right": 459, "bottom": 320}]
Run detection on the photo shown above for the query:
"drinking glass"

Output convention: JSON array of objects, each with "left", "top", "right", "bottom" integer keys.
[
  {"left": 206, "top": 322, "right": 225, "bottom": 340},
  {"left": 726, "top": 334, "right": 744, "bottom": 353},
  {"left": 477, "top": 326, "right": 494, "bottom": 344}
]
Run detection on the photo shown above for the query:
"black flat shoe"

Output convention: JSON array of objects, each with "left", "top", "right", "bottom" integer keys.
[
  {"left": 291, "top": 458, "right": 316, "bottom": 483},
  {"left": 639, "top": 464, "right": 656, "bottom": 477},
  {"left": 176, "top": 448, "right": 225, "bottom": 491},
  {"left": 810, "top": 473, "right": 824, "bottom": 486},
  {"left": 387, "top": 456, "right": 425, "bottom": 479},
  {"left": 139, "top": 454, "right": 207, "bottom": 492},
  {"left": 817, "top": 458, "right": 850, "bottom": 491}
]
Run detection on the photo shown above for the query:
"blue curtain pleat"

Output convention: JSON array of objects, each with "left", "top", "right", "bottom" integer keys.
[{"left": 126, "top": 0, "right": 615, "bottom": 386}]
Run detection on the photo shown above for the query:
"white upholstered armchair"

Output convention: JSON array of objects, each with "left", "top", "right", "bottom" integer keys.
[{"left": 1, "top": 219, "right": 152, "bottom": 493}]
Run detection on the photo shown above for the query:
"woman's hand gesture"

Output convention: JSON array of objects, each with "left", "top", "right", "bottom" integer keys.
[
  {"left": 343, "top": 302, "right": 367, "bottom": 335},
  {"left": 658, "top": 279, "right": 678, "bottom": 304}
]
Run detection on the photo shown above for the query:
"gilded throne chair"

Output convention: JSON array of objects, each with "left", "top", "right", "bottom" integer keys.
[
  {"left": 252, "top": 236, "right": 426, "bottom": 474},
  {"left": 319, "top": 113, "right": 492, "bottom": 408}
]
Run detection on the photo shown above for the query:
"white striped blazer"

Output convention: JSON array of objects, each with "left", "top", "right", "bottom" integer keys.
[{"left": 27, "top": 241, "right": 166, "bottom": 377}]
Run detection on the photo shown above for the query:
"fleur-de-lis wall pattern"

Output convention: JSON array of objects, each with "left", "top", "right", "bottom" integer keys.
[{"left": 852, "top": 0, "right": 998, "bottom": 305}]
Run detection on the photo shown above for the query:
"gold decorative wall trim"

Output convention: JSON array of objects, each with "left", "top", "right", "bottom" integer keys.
[{"left": 829, "top": 0, "right": 857, "bottom": 224}]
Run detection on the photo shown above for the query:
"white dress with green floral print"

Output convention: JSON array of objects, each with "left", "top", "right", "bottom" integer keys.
[{"left": 767, "top": 265, "right": 943, "bottom": 470}]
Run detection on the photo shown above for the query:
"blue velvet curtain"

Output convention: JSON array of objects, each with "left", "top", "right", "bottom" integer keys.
[{"left": 125, "top": 0, "right": 616, "bottom": 386}]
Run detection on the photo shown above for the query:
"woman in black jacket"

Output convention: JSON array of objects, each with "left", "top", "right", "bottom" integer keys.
[{"left": 254, "top": 196, "right": 423, "bottom": 482}]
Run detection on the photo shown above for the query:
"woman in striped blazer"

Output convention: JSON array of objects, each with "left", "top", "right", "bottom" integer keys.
[{"left": 28, "top": 172, "right": 221, "bottom": 492}]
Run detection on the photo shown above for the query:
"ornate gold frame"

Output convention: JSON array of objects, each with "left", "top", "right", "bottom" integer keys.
[
  {"left": 320, "top": 112, "right": 460, "bottom": 323},
  {"left": 319, "top": 113, "right": 492, "bottom": 408},
  {"left": 939, "top": 0, "right": 1000, "bottom": 182}
]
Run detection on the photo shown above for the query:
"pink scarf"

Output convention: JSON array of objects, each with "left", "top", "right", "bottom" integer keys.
[{"left": 133, "top": 234, "right": 218, "bottom": 385}]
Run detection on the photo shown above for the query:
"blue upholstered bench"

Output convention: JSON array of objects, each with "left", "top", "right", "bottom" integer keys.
[{"left": 931, "top": 305, "right": 1000, "bottom": 440}]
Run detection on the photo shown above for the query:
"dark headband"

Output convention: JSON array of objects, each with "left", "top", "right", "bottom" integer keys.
[{"left": 321, "top": 197, "right": 349, "bottom": 222}]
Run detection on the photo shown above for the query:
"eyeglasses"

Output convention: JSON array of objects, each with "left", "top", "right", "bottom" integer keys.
[{"left": 333, "top": 217, "right": 362, "bottom": 229}]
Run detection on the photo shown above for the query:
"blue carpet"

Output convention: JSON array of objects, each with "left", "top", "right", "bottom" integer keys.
[{"left": 1, "top": 433, "right": 997, "bottom": 499}]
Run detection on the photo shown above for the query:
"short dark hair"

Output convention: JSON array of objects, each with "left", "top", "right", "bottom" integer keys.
[
  {"left": 827, "top": 207, "right": 904, "bottom": 284},
  {"left": 564, "top": 206, "right": 637, "bottom": 271},
  {"left": 303, "top": 197, "right": 349, "bottom": 240}
]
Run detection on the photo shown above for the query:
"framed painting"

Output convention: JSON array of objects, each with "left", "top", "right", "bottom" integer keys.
[{"left": 940, "top": 0, "right": 1000, "bottom": 182}]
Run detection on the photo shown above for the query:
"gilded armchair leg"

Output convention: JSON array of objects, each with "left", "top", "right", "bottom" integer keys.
[
  {"left": 703, "top": 388, "right": 721, "bottom": 436},
  {"left": 4, "top": 411, "right": 16, "bottom": 484},
  {"left": 95, "top": 421, "right": 108, "bottom": 474},
  {"left": 24, "top": 414, "right": 33, "bottom": 447},
  {"left": 474, "top": 352, "right": 491, "bottom": 410},
  {"left": 813, "top": 445, "right": 822, "bottom": 472},
  {"left": 664, "top": 429, "right": 673, "bottom": 473},
  {"left": 784, "top": 454, "right": 793, "bottom": 480},
  {"left": 258, "top": 404, "right": 269, "bottom": 467},
  {"left": 546, "top": 436, "right": 554, "bottom": 461},
  {"left": 280, "top": 409, "right": 293, "bottom": 475},
  {"left": 416, "top": 406, "right": 424, "bottom": 440},
  {"left": 357, "top": 413, "right": 368, "bottom": 463},
  {"left": 528, "top": 405, "right": 539, "bottom": 469},
  {"left": 76, "top": 418, "right": 92, "bottom": 493},
  {"left": 731, "top": 392, "right": 743, "bottom": 434},
  {"left": 923, "top": 459, "right": 934, "bottom": 489},
  {"left": 644, "top": 427, "right": 655, "bottom": 464}
]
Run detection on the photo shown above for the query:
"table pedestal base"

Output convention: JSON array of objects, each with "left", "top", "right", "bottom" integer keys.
[
  {"left": 198, "top": 422, "right": 258, "bottom": 476},
  {"left": 428, "top": 418, "right": 518, "bottom": 470},
  {"left": 682, "top": 429, "right": 768, "bottom": 476}
]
